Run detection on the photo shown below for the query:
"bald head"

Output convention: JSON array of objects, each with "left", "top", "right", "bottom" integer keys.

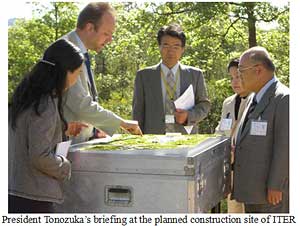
[
  {"left": 241, "top": 46, "right": 275, "bottom": 72},
  {"left": 239, "top": 46, "right": 275, "bottom": 93}
]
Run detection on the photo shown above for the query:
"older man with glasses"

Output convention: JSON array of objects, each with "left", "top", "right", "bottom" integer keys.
[{"left": 232, "top": 46, "right": 289, "bottom": 213}]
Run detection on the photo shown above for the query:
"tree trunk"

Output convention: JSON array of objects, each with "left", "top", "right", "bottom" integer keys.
[
  {"left": 54, "top": 3, "right": 59, "bottom": 41},
  {"left": 245, "top": 2, "right": 257, "bottom": 47}
]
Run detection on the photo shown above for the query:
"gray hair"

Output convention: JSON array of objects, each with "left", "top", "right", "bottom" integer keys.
[{"left": 244, "top": 46, "right": 275, "bottom": 72}]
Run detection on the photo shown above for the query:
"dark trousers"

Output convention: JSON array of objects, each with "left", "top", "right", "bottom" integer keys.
[{"left": 8, "top": 195, "right": 54, "bottom": 213}]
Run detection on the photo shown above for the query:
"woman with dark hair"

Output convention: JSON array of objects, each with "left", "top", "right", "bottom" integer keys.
[{"left": 8, "top": 39, "right": 87, "bottom": 213}]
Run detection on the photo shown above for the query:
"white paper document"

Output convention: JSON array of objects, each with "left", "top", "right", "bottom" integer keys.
[
  {"left": 56, "top": 140, "right": 71, "bottom": 157},
  {"left": 174, "top": 84, "right": 195, "bottom": 134}
]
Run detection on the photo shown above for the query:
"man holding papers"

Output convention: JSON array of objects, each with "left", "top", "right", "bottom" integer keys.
[{"left": 132, "top": 23, "right": 210, "bottom": 134}]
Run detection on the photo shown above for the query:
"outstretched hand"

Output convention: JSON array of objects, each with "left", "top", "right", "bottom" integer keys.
[
  {"left": 120, "top": 120, "right": 143, "bottom": 136},
  {"left": 65, "top": 122, "right": 88, "bottom": 137},
  {"left": 95, "top": 129, "right": 107, "bottom": 138}
]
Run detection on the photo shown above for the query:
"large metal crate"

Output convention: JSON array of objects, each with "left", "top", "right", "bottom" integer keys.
[{"left": 54, "top": 135, "right": 231, "bottom": 213}]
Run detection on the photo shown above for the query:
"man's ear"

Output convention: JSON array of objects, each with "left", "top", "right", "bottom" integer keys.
[
  {"left": 256, "top": 64, "right": 263, "bottom": 76},
  {"left": 85, "top": 23, "right": 95, "bottom": 33}
]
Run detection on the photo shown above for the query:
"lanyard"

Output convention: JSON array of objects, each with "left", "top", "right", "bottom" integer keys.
[{"left": 161, "top": 69, "right": 180, "bottom": 100}]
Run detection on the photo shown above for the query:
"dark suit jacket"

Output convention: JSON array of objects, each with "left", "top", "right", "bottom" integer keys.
[
  {"left": 233, "top": 80, "right": 289, "bottom": 204},
  {"left": 132, "top": 63, "right": 210, "bottom": 134}
]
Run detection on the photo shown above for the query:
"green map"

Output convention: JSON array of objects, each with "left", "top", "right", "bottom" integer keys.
[{"left": 80, "top": 134, "right": 217, "bottom": 151}]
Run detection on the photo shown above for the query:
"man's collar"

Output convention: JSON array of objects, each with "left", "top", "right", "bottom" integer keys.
[
  {"left": 74, "top": 31, "right": 88, "bottom": 54},
  {"left": 256, "top": 76, "right": 276, "bottom": 103},
  {"left": 160, "top": 61, "right": 180, "bottom": 76}
]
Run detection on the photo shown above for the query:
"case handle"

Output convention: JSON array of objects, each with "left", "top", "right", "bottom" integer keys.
[{"left": 105, "top": 186, "right": 133, "bottom": 206}]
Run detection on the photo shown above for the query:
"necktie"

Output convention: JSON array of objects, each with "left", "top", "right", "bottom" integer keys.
[
  {"left": 165, "top": 70, "right": 176, "bottom": 114},
  {"left": 84, "top": 52, "right": 97, "bottom": 138},
  {"left": 241, "top": 96, "right": 257, "bottom": 132},
  {"left": 84, "top": 52, "right": 97, "bottom": 102},
  {"left": 165, "top": 70, "right": 176, "bottom": 132}
]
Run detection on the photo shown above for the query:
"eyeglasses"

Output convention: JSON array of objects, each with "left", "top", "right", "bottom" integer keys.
[
  {"left": 238, "top": 64, "right": 259, "bottom": 74},
  {"left": 161, "top": 43, "right": 183, "bottom": 50}
]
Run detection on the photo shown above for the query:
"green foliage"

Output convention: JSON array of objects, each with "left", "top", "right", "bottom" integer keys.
[
  {"left": 256, "top": 6, "right": 290, "bottom": 86},
  {"left": 8, "top": 2, "right": 79, "bottom": 101},
  {"left": 95, "top": 72, "right": 133, "bottom": 119},
  {"left": 41, "top": 2, "right": 79, "bottom": 39},
  {"left": 8, "top": 2, "right": 289, "bottom": 134},
  {"left": 8, "top": 19, "right": 54, "bottom": 99}
]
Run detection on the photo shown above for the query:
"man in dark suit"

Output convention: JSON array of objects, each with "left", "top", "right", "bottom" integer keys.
[
  {"left": 233, "top": 46, "right": 289, "bottom": 213},
  {"left": 132, "top": 23, "right": 210, "bottom": 134}
]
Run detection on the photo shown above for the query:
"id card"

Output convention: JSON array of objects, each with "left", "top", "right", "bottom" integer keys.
[
  {"left": 165, "top": 114, "right": 175, "bottom": 124},
  {"left": 219, "top": 118, "right": 232, "bottom": 131},
  {"left": 250, "top": 120, "right": 268, "bottom": 136}
]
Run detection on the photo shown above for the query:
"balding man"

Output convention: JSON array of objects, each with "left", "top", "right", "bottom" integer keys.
[{"left": 232, "top": 46, "right": 289, "bottom": 213}]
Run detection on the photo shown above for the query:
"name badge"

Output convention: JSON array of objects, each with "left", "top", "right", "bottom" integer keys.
[
  {"left": 250, "top": 120, "right": 268, "bottom": 136},
  {"left": 219, "top": 118, "right": 232, "bottom": 131},
  {"left": 165, "top": 114, "right": 175, "bottom": 124}
]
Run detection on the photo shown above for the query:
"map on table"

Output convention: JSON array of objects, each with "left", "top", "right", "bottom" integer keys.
[{"left": 79, "top": 134, "right": 216, "bottom": 151}]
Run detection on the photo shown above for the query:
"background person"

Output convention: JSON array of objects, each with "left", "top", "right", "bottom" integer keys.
[
  {"left": 132, "top": 23, "right": 210, "bottom": 134},
  {"left": 215, "top": 58, "right": 252, "bottom": 136},
  {"left": 215, "top": 58, "right": 252, "bottom": 213}
]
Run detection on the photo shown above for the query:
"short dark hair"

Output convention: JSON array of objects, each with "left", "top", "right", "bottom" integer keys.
[
  {"left": 157, "top": 23, "right": 186, "bottom": 47},
  {"left": 77, "top": 2, "right": 115, "bottom": 30},
  {"left": 227, "top": 58, "right": 239, "bottom": 72}
]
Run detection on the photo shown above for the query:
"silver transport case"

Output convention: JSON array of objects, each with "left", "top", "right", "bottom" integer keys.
[{"left": 54, "top": 136, "right": 231, "bottom": 213}]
